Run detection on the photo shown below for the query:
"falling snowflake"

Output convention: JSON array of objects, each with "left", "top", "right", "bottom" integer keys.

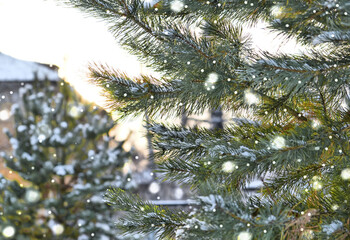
[
  {"left": 170, "top": 0, "right": 185, "bottom": 12},
  {"left": 237, "top": 231, "right": 252, "bottom": 240},
  {"left": 341, "top": 168, "right": 350, "bottom": 180},
  {"left": 205, "top": 72, "right": 219, "bottom": 90},
  {"left": 311, "top": 119, "right": 321, "bottom": 129},
  {"left": 2, "top": 226, "right": 15, "bottom": 238},
  {"left": 222, "top": 161, "right": 236, "bottom": 173},
  {"left": 0, "top": 109, "right": 11, "bottom": 121},
  {"left": 25, "top": 189, "right": 41, "bottom": 203},
  {"left": 311, "top": 176, "right": 322, "bottom": 190},
  {"left": 271, "top": 136, "right": 286, "bottom": 149},
  {"left": 174, "top": 188, "right": 184, "bottom": 199},
  {"left": 68, "top": 104, "right": 83, "bottom": 118},
  {"left": 312, "top": 181, "right": 322, "bottom": 190},
  {"left": 149, "top": 182, "right": 161, "bottom": 194},
  {"left": 244, "top": 89, "right": 260, "bottom": 105},
  {"left": 51, "top": 223, "right": 64, "bottom": 235}
]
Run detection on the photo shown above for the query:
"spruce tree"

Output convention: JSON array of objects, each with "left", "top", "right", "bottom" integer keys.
[
  {"left": 62, "top": 0, "right": 350, "bottom": 239},
  {"left": 0, "top": 81, "right": 136, "bottom": 240}
]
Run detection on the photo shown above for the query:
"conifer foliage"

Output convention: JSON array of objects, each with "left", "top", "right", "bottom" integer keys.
[
  {"left": 62, "top": 0, "right": 350, "bottom": 239},
  {"left": 0, "top": 81, "right": 134, "bottom": 239}
]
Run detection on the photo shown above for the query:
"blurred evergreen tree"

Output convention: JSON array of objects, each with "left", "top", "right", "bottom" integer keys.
[{"left": 0, "top": 80, "right": 137, "bottom": 240}]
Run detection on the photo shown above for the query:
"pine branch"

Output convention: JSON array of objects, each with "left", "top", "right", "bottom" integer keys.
[{"left": 105, "top": 188, "right": 187, "bottom": 238}]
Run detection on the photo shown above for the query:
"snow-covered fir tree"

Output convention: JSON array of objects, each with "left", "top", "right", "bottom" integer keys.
[
  {"left": 62, "top": 0, "right": 350, "bottom": 239},
  {"left": 0, "top": 80, "right": 137, "bottom": 240}
]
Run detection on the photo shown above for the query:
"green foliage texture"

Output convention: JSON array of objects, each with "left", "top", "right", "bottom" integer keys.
[{"left": 61, "top": 0, "right": 350, "bottom": 239}]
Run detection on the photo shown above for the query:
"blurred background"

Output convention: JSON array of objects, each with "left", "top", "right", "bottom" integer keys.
[{"left": 0, "top": 0, "right": 150, "bottom": 153}]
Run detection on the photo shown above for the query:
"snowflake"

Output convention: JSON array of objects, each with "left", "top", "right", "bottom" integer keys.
[{"left": 170, "top": 0, "right": 184, "bottom": 12}]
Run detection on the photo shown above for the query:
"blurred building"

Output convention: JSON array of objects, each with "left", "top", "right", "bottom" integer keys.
[{"left": 0, "top": 52, "right": 60, "bottom": 181}]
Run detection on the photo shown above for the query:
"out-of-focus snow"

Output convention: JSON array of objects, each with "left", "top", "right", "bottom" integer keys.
[
  {"left": 323, "top": 220, "right": 343, "bottom": 235},
  {"left": 53, "top": 164, "right": 74, "bottom": 176},
  {"left": 245, "top": 179, "right": 264, "bottom": 189},
  {"left": 0, "top": 53, "right": 59, "bottom": 81}
]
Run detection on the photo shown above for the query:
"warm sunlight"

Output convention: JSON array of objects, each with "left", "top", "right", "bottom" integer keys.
[
  {"left": 0, "top": 0, "right": 142, "bottom": 106},
  {"left": 0, "top": 0, "right": 153, "bottom": 153}
]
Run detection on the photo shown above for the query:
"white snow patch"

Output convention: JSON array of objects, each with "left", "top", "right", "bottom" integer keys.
[
  {"left": 100, "top": 235, "right": 110, "bottom": 240},
  {"left": 9, "top": 138, "right": 18, "bottom": 150},
  {"left": 322, "top": 220, "right": 343, "bottom": 235},
  {"left": 21, "top": 152, "right": 34, "bottom": 161},
  {"left": 77, "top": 235, "right": 89, "bottom": 240},
  {"left": 17, "top": 125, "right": 27, "bottom": 132},
  {"left": 264, "top": 215, "right": 276, "bottom": 224},
  {"left": 198, "top": 194, "right": 225, "bottom": 211},
  {"left": 96, "top": 222, "right": 110, "bottom": 231},
  {"left": 245, "top": 179, "right": 263, "bottom": 189},
  {"left": 74, "top": 183, "right": 92, "bottom": 190},
  {"left": 53, "top": 164, "right": 74, "bottom": 176},
  {"left": 91, "top": 195, "right": 103, "bottom": 203}
]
